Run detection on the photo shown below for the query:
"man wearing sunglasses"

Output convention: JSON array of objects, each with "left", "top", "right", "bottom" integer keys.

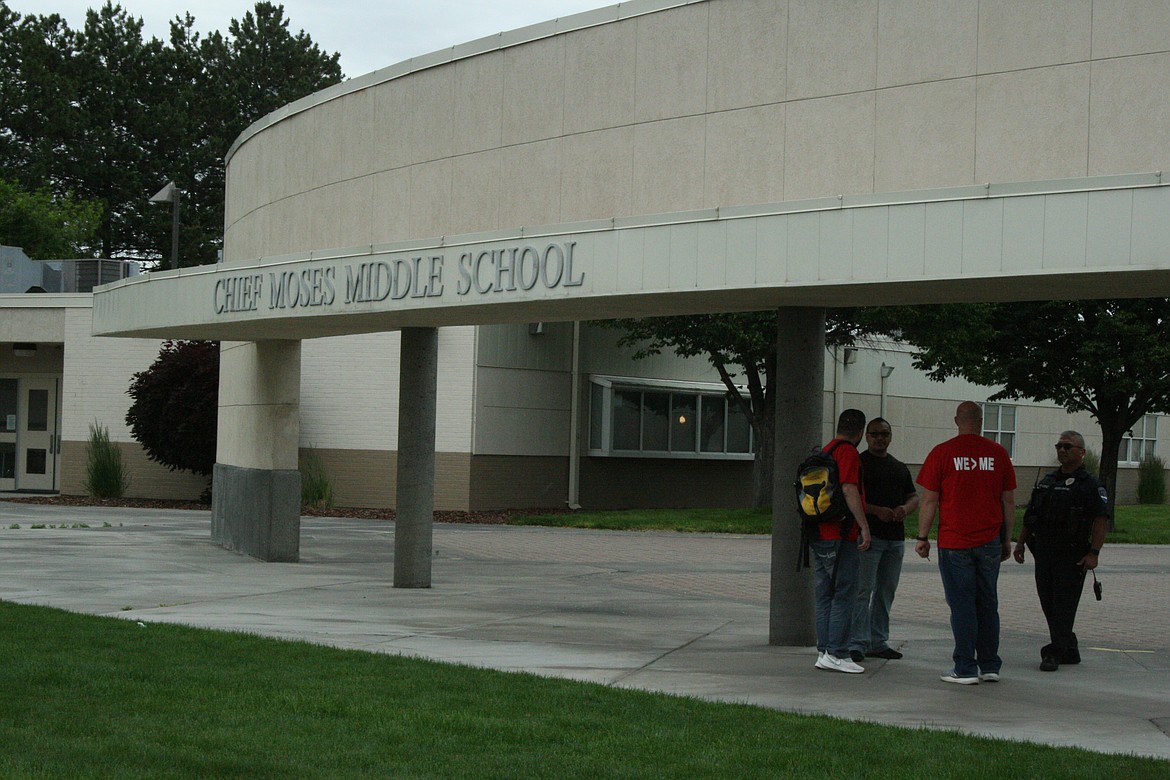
[
  {"left": 848, "top": 418, "right": 919, "bottom": 663},
  {"left": 1014, "top": 431, "right": 1110, "bottom": 672}
]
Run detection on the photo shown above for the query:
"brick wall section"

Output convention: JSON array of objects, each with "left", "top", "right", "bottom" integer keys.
[
  {"left": 298, "top": 328, "right": 475, "bottom": 454},
  {"left": 580, "top": 457, "right": 754, "bottom": 511},
  {"left": 300, "top": 448, "right": 471, "bottom": 511},
  {"left": 469, "top": 455, "right": 568, "bottom": 510},
  {"left": 59, "top": 440, "right": 208, "bottom": 500}
]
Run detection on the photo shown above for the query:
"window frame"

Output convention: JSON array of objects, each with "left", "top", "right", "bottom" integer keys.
[
  {"left": 588, "top": 375, "right": 754, "bottom": 460},
  {"left": 981, "top": 402, "right": 1016, "bottom": 458},
  {"left": 1122, "top": 414, "right": 1158, "bottom": 464}
]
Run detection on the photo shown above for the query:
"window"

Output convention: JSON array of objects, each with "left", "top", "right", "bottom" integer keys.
[
  {"left": 0, "top": 379, "right": 15, "bottom": 432},
  {"left": 0, "top": 442, "right": 13, "bottom": 479},
  {"left": 588, "top": 377, "right": 753, "bottom": 459},
  {"left": 1122, "top": 415, "right": 1158, "bottom": 463},
  {"left": 25, "top": 448, "right": 46, "bottom": 475},
  {"left": 27, "top": 388, "right": 48, "bottom": 432},
  {"left": 982, "top": 403, "right": 1015, "bottom": 457}
]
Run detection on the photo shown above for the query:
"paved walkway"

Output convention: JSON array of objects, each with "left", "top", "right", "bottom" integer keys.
[{"left": 1, "top": 500, "right": 1168, "bottom": 760}]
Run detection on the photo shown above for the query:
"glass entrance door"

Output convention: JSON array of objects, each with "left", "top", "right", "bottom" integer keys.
[
  {"left": 0, "top": 378, "right": 15, "bottom": 491},
  {"left": 15, "top": 376, "right": 59, "bottom": 492}
]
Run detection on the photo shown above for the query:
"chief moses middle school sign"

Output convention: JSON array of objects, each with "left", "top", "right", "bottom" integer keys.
[
  {"left": 93, "top": 177, "right": 1170, "bottom": 344},
  {"left": 213, "top": 240, "right": 585, "bottom": 316}
]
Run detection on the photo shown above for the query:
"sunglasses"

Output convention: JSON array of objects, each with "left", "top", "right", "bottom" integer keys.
[{"left": 1054, "top": 443, "right": 1080, "bottom": 451}]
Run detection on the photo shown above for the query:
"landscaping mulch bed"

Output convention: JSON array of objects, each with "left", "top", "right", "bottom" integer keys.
[{"left": 0, "top": 494, "right": 568, "bottom": 525}]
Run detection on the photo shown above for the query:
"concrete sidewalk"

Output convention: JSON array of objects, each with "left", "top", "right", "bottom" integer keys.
[{"left": 1, "top": 500, "right": 1168, "bottom": 760}]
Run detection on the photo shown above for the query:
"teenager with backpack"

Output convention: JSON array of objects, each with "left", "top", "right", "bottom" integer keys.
[{"left": 810, "top": 408, "right": 872, "bottom": 674}]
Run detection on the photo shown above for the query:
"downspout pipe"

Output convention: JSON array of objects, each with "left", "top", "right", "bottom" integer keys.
[{"left": 567, "top": 321, "right": 582, "bottom": 510}]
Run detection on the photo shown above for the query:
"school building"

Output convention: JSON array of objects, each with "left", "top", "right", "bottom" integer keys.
[{"left": 4, "top": 1, "right": 1169, "bottom": 603}]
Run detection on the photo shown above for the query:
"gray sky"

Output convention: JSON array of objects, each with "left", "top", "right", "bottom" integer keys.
[{"left": 5, "top": 1, "right": 609, "bottom": 79}]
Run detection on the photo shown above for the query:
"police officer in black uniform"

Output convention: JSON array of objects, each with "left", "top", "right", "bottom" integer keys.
[{"left": 1014, "top": 430, "right": 1109, "bottom": 672}]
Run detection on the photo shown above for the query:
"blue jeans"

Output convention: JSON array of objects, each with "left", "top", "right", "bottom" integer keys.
[
  {"left": 812, "top": 538, "right": 860, "bottom": 658},
  {"left": 938, "top": 541, "right": 1003, "bottom": 677},
  {"left": 850, "top": 538, "right": 904, "bottom": 653}
]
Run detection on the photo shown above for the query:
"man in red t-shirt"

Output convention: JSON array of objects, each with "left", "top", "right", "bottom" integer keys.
[
  {"left": 812, "top": 409, "right": 872, "bottom": 674},
  {"left": 916, "top": 401, "right": 1016, "bottom": 685}
]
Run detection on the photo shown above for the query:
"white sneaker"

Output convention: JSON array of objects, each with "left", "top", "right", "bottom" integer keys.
[
  {"left": 817, "top": 653, "right": 864, "bottom": 674},
  {"left": 979, "top": 671, "right": 1000, "bottom": 682},
  {"left": 814, "top": 652, "right": 830, "bottom": 670},
  {"left": 940, "top": 672, "right": 980, "bottom": 685}
]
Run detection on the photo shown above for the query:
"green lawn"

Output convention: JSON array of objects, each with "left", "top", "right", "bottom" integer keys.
[
  {"left": 1102, "top": 504, "right": 1170, "bottom": 544},
  {"left": 1, "top": 601, "right": 1166, "bottom": 779},
  {"left": 508, "top": 506, "right": 774, "bottom": 534},
  {"left": 509, "top": 504, "right": 1170, "bottom": 544}
]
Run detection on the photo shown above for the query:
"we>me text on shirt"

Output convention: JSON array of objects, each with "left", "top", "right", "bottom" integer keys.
[{"left": 953, "top": 457, "right": 996, "bottom": 470}]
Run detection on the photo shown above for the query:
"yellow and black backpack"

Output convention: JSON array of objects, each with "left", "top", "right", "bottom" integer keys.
[{"left": 793, "top": 440, "right": 852, "bottom": 571}]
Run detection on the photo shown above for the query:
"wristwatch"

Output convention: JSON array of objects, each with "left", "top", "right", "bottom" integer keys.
[
  {"left": 1089, "top": 548, "right": 1100, "bottom": 556},
  {"left": 915, "top": 536, "right": 929, "bottom": 542}
]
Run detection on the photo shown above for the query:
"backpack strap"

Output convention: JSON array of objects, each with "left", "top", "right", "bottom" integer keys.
[{"left": 824, "top": 438, "right": 857, "bottom": 537}]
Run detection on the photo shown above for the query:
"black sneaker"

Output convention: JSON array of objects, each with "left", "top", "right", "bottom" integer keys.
[
  {"left": 866, "top": 647, "right": 903, "bottom": 660},
  {"left": 1040, "top": 655, "right": 1059, "bottom": 672},
  {"left": 849, "top": 650, "right": 865, "bottom": 663}
]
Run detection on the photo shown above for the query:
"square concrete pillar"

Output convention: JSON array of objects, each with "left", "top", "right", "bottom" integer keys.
[{"left": 212, "top": 340, "right": 302, "bottom": 561}]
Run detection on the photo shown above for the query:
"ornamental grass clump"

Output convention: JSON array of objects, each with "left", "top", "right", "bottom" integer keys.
[
  {"left": 300, "top": 446, "right": 334, "bottom": 512},
  {"left": 83, "top": 421, "right": 128, "bottom": 499},
  {"left": 1137, "top": 453, "right": 1166, "bottom": 504}
]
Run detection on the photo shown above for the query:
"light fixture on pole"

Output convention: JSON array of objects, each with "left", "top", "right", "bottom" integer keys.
[
  {"left": 880, "top": 363, "right": 895, "bottom": 417},
  {"left": 149, "top": 181, "right": 181, "bottom": 270}
]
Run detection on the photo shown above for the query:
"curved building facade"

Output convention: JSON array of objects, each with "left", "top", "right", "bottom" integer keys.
[{"left": 223, "top": 0, "right": 1170, "bottom": 264}]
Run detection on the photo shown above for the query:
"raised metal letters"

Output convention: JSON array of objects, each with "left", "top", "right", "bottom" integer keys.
[{"left": 213, "top": 241, "right": 583, "bottom": 316}]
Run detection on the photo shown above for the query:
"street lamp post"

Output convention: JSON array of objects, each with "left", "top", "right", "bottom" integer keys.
[{"left": 149, "top": 181, "right": 181, "bottom": 270}]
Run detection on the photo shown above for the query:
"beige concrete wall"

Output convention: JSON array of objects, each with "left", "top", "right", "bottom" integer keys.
[
  {"left": 298, "top": 326, "right": 475, "bottom": 454},
  {"left": 0, "top": 305, "right": 65, "bottom": 343},
  {"left": 224, "top": 0, "right": 1170, "bottom": 265},
  {"left": 61, "top": 308, "right": 166, "bottom": 442},
  {"left": 217, "top": 340, "right": 301, "bottom": 471}
]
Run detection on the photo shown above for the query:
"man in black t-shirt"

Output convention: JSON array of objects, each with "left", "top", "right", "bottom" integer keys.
[{"left": 849, "top": 417, "right": 919, "bottom": 662}]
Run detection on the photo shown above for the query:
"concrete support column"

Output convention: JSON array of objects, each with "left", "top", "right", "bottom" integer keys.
[
  {"left": 212, "top": 340, "right": 302, "bottom": 562},
  {"left": 770, "top": 307, "right": 825, "bottom": 646},
  {"left": 394, "top": 327, "right": 438, "bottom": 588}
]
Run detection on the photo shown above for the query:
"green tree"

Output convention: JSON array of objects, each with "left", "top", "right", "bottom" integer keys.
[
  {"left": 0, "top": 4, "right": 79, "bottom": 192},
  {"left": 858, "top": 300, "right": 1170, "bottom": 510},
  {"left": 71, "top": 4, "right": 174, "bottom": 262},
  {"left": 0, "top": 179, "right": 99, "bottom": 258},
  {"left": 125, "top": 340, "right": 220, "bottom": 480},
  {"left": 0, "top": 1, "right": 342, "bottom": 268},
  {"left": 170, "top": 2, "right": 343, "bottom": 267},
  {"left": 599, "top": 311, "right": 862, "bottom": 508}
]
